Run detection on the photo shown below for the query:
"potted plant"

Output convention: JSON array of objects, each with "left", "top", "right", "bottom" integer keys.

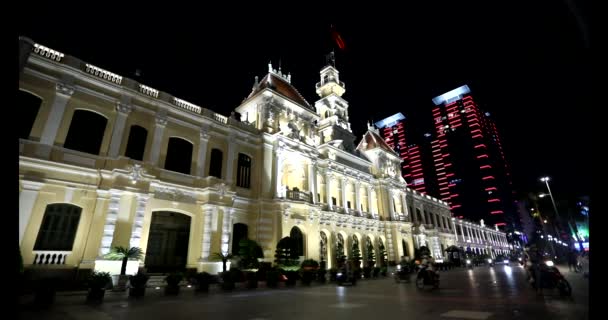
[
  {"left": 317, "top": 268, "right": 327, "bottom": 283},
  {"left": 193, "top": 272, "right": 212, "bottom": 293},
  {"left": 300, "top": 259, "right": 318, "bottom": 286},
  {"left": 128, "top": 272, "right": 149, "bottom": 298},
  {"left": 245, "top": 271, "right": 258, "bottom": 289},
  {"left": 164, "top": 272, "right": 183, "bottom": 295},
  {"left": 86, "top": 271, "right": 111, "bottom": 303},
  {"left": 105, "top": 246, "right": 144, "bottom": 291}
]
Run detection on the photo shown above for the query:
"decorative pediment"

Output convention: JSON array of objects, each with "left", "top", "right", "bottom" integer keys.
[{"left": 154, "top": 186, "right": 197, "bottom": 204}]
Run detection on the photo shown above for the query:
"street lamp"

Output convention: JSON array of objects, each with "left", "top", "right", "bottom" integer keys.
[{"left": 539, "top": 176, "right": 575, "bottom": 253}]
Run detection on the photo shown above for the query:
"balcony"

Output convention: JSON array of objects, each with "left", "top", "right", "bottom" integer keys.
[
  {"left": 32, "top": 251, "right": 70, "bottom": 265},
  {"left": 285, "top": 188, "right": 312, "bottom": 203}
]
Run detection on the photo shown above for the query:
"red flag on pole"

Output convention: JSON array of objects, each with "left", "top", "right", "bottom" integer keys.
[{"left": 331, "top": 25, "right": 346, "bottom": 50}]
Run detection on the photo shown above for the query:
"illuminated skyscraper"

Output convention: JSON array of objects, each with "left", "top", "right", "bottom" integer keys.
[{"left": 431, "top": 85, "right": 516, "bottom": 230}]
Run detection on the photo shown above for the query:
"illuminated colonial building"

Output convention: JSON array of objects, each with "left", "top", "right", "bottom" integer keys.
[{"left": 18, "top": 37, "right": 510, "bottom": 276}]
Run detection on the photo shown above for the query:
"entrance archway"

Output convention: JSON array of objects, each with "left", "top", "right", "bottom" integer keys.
[
  {"left": 290, "top": 226, "right": 304, "bottom": 257},
  {"left": 145, "top": 211, "right": 191, "bottom": 273}
]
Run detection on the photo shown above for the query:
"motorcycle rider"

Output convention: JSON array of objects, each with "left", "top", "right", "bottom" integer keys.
[
  {"left": 524, "top": 243, "right": 543, "bottom": 295},
  {"left": 419, "top": 254, "right": 437, "bottom": 281}
]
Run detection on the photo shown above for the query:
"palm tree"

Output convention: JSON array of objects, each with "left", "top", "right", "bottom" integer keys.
[
  {"left": 105, "top": 246, "right": 144, "bottom": 276},
  {"left": 212, "top": 252, "right": 233, "bottom": 273}
]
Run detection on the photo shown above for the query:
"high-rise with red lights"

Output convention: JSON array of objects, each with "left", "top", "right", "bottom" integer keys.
[
  {"left": 431, "top": 85, "right": 516, "bottom": 230},
  {"left": 375, "top": 114, "right": 438, "bottom": 196}
]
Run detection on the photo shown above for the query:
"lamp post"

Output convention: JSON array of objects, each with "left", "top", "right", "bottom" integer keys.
[{"left": 540, "top": 176, "right": 574, "bottom": 256}]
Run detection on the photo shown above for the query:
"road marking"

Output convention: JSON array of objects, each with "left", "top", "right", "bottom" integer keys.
[
  {"left": 329, "top": 302, "right": 365, "bottom": 309},
  {"left": 440, "top": 310, "right": 493, "bottom": 319}
]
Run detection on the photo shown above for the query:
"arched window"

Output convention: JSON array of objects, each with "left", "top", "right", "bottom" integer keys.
[
  {"left": 232, "top": 223, "right": 248, "bottom": 254},
  {"left": 165, "top": 137, "right": 193, "bottom": 174},
  {"left": 290, "top": 227, "right": 304, "bottom": 257},
  {"left": 236, "top": 153, "right": 251, "bottom": 188},
  {"left": 34, "top": 204, "right": 82, "bottom": 251},
  {"left": 209, "top": 148, "right": 223, "bottom": 178},
  {"left": 124, "top": 125, "right": 148, "bottom": 161},
  {"left": 18, "top": 90, "right": 42, "bottom": 140},
  {"left": 64, "top": 110, "right": 107, "bottom": 155}
]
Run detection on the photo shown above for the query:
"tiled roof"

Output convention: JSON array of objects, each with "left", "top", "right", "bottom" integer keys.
[
  {"left": 246, "top": 73, "right": 311, "bottom": 109},
  {"left": 356, "top": 130, "right": 400, "bottom": 157}
]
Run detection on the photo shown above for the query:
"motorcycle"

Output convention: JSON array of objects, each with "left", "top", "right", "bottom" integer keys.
[
  {"left": 527, "top": 260, "right": 572, "bottom": 296},
  {"left": 518, "top": 257, "right": 524, "bottom": 266},
  {"left": 336, "top": 268, "right": 357, "bottom": 286},
  {"left": 394, "top": 264, "right": 413, "bottom": 283},
  {"left": 415, "top": 265, "right": 439, "bottom": 289},
  {"left": 465, "top": 259, "right": 473, "bottom": 269},
  {"left": 487, "top": 258, "right": 495, "bottom": 267}
]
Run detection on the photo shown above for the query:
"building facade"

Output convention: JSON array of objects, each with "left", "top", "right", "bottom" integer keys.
[
  {"left": 430, "top": 85, "right": 517, "bottom": 232},
  {"left": 18, "top": 37, "right": 510, "bottom": 276}
]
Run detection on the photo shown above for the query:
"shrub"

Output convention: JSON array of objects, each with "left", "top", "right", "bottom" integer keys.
[
  {"left": 317, "top": 268, "right": 327, "bottom": 283},
  {"left": 165, "top": 273, "right": 183, "bottom": 287},
  {"left": 362, "top": 266, "right": 372, "bottom": 279},
  {"left": 301, "top": 259, "right": 319, "bottom": 270},
  {"left": 129, "top": 273, "right": 149, "bottom": 288},
  {"left": 87, "top": 271, "right": 111, "bottom": 289}
]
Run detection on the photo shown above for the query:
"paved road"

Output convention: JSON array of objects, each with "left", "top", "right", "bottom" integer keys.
[{"left": 18, "top": 264, "right": 588, "bottom": 320}]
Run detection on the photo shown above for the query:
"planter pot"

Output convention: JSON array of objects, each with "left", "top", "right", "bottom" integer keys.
[
  {"left": 164, "top": 285, "right": 180, "bottom": 295},
  {"left": 112, "top": 275, "right": 129, "bottom": 292},
  {"left": 266, "top": 279, "right": 278, "bottom": 288},
  {"left": 221, "top": 281, "right": 235, "bottom": 291},
  {"left": 129, "top": 287, "right": 146, "bottom": 298},
  {"left": 86, "top": 288, "right": 106, "bottom": 302},
  {"left": 246, "top": 280, "right": 258, "bottom": 289},
  {"left": 195, "top": 283, "right": 209, "bottom": 293}
]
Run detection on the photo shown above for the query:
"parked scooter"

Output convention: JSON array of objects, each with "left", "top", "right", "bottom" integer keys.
[{"left": 528, "top": 260, "right": 572, "bottom": 296}]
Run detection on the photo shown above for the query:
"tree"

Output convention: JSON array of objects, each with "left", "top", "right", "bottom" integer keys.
[
  {"left": 351, "top": 242, "right": 362, "bottom": 268},
  {"left": 105, "top": 246, "right": 144, "bottom": 276},
  {"left": 335, "top": 241, "right": 346, "bottom": 266},
  {"left": 378, "top": 243, "right": 387, "bottom": 267},
  {"left": 212, "top": 252, "right": 234, "bottom": 273},
  {"left": 366, "top": 242, "right": 376, "bottom": 267},
  {"left": 238, "top": 239, "right": 264, "bottom": 269},
  {"left": 274, "top": 237, "right": 298, "bottom": 267}
]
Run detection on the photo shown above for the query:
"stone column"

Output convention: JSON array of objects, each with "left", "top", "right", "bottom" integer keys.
[
  {"left": 420, "top": 207, "right": 427, "bottom": 225},
  {"left": 325, "top": 173, "right": 333, "bottom": 210},
  {"left": 412, "top": 204, "right": 418, "bottom": 224},
  {"left": 387, "top": 190, "right": 395, "bottom": 219},
  {"left": 400, "top": 193, "right": 408, "bottom": 218},
  {"left": 148, "top": 114, "right": 167, "bottom": 166},
  {"left": 275, "top": 146, "right": 285, "bottom": 198},
  {"left": 308, "top": 161, "right": 317, "bottom": 204},
  {"left": 98, "top": 191, "right": 122, "bottom": 257},
  {"left": 19, "top": 181, "right": 44, "bottom": 245},
  {"left": 354, "top": 181, "right": 362, "bottom": 215},
  {"left": 38, "top": 83, "right": 75, "bottom": 157},
  {"left": 220, "top": 207, "right": 233, "bottom": 254},
  {"left": 225, "top": 134, "right": 237, "bottom": 185},
  {"left": 366, "top": 185, "right": 373, "bottom": 214},
  {"left": 108, "top": 103, "right": 132, "bottom": 158},
  {"left": 128, "top": 194, "right": 149, "bottom": 249},
  {"left": 199, "top": 205, "right": 216, "bottom": 261},
  {"left": 340, "top": 178, "right": 347, "bottom": 212},
  {"left": 451, "top": 218, "right": 458, "bottom": 240},
  {"left": 431, "top": 211, "right": 438, "bottom": 228},
  {"left": 196, "top": 126, "right": 210, "bottom": 177}
]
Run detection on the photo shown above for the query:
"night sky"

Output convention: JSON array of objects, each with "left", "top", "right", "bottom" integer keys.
[{"left": 19, "top": 2, "right": 590, "bottom": 201}]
